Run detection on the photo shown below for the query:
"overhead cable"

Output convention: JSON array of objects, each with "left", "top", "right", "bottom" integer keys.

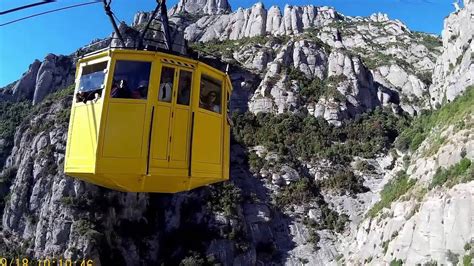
[
  {"left": 0, "top": 0, "right": 56, "bottom": 16},
  {"left": 0, "top": 0, "right": 101, "bottom": 27}
]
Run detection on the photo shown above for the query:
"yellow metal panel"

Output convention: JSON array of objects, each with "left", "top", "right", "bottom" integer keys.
[
  {"left": 193, "top": 111, "right": 222, "bottom": 165},
  {"left": 98, "top": 158, "right": 144, "bottom": 174},
  {"left": 65, "top": 100, "right": 104, "bottom": 174},
  {"left": 66, "top": 105, "right": 95, "bottom": 164},
  {"left": 169, "top": 107, "right": 190, "bottom": 169},
  {"left": 150, "top": 105, "right": 171, "bottom": 168},
  {"left": 102, "top": 173, "right": 144, "bottom": 191},
  {"left": 102, "top": 102, "right": 147, "bottom": 158}
]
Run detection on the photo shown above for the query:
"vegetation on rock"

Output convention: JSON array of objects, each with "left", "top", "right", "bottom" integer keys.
[
  {"left": 367, "top": 170, "right": 416, "bottom": 217},
  {"left": 429, "top": 158, "right": 473, "bottom": 189},
  {"left": 0, "top": 101, "right": 30, "bottom": 155},
  {"left": 232, "top": 108, "right": 408, "bottom": 166},
  {"left": 396, "top": 86, "right": 474, "bottom": 152}
]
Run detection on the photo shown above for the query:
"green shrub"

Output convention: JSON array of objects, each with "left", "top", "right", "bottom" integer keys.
[
  {"left": 0, "top": 167, "right": 17, "bottom": 217},
  {"left": 307, "top": 228, "right": 321, "bottom": 250},
  {"left": 463, "top": 255, "right": 472, "bottom": 266},
  {"left": 302, "top": 28, "right": 332, "bottom": 53},
  {"left": 411, "top": 32, "right": 442, "bottom": 53},
  {"left": 390, "top": 259, "right": 403, "bottom": 266},
  {"left": 0, "top": 167, "right": 17, "bottom": 184},
  {"left": 319, "top": 204, "right": 349, "bottom": 233},
  {"left": 274, "top": 179, "right": 319, "bottom": 207},
  {"left": 190, "top": 35, "right": 274, "bottom": 58},
  {"left": 395, "top": 86, "right": 474, "bottom": 152},
  {"left": 320, "top": 168, "right": 368, "bottom": 195},
  {"left": 56, "top": 109, "right": 71, "bottom": 126},
  {"left": 303, "top": 204, "right": 348, "bottom": 251},
  {"left": 75, "top": 219, "right": 93, "bottom": 235},
  {"left": 0, "top": 101, "right": 30, "bottom": 145},
  {"left": 46, "top": 84, "right": 75, "bottom": 101},
  {"left": 424, "top": 260, "right": 438, "bottom": 266},
  {"left": 232, "top": 108, "right": 408, "bottom": 166},
  {"left": 367, "top": 171, "right": 416, "bottom": 217},
  {"left": 429, "top": 158, "right": 473, "bottom": 189},
  {"left": 355, "top": 160, "right": 376, "bottom": 172},
  {"left": 248, "top": 151, "right": 265, "bottom": 173},
  {"left": 287, "top": 68, "right": 348, "bottom": 104},
  {"left": 382, "top": 240, "right": 389, "bottom": 254},
  {"left": 465, "top": 242, "right": 471, "bottom": 251},
  {"left": 179, "top": 252, "right": 207, "bottom": 266},
  {"left": 208, "top": 182, "right": 242, "bottom": 217},
  {"left": 447, "top": 250, "right": 459, "bottom": 265},
  {"left": 60, "top": 196, "right": 75, "bottom": 206}
]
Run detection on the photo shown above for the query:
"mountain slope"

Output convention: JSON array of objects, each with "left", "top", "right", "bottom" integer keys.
[
  {"left": 339, "top": 86, "right": 474, "bottom": 265},
  {"left": 0, "top": 0, "right": 473, "bottom": 265}
]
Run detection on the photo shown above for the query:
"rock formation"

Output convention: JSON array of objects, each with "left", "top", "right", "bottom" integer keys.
[
  {"left": 169, "top": 0, "right": 232, "bottom": 16},
  {"left": 8, "top": 54, "right": 74, "bottom": 105},
  {"left": 184, "top": 3, "right": 340, "bottom": 42},
  {"left": 430, "top": 0, "right": 474, "bottom": 107}
]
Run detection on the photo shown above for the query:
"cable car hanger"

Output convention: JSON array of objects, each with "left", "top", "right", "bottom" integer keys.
[{"left": 101, "top": 0, "right": 173, "bottom": 52}]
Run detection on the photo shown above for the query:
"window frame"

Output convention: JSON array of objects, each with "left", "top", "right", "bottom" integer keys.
[
  {"left": 157, "top": 65, "right": 177, "bottom": 104},
  {"left": 109, "top": 59, "right": 153, "bottom": 101},
  {"left": 74, "top": 57, "right": 110, "bottom": 106},
  {"left": 197, "top": 70, "right": 224, "bottom": 117},
  {"left": 107, "top": 56, "right": 154, "bottom": 103},
  {"left": 176, "top": 69, "right": 193, "bottom": 107}
]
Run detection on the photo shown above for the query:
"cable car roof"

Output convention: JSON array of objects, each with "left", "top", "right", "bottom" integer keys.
[{"left": 78, "top": 48, "right": 233, "bottom": 91}]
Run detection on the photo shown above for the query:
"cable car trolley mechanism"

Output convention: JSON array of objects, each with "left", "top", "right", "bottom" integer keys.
[{"left": 64, "top": 0, "right": 233, "bottom": 193}]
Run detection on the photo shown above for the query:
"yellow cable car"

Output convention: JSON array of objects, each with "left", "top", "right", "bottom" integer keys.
[{"left": 64, "top": 49, "right": 232, "bottom": 193}]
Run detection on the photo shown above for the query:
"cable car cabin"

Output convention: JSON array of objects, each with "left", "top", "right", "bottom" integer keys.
[{"left": 64, "top": 49, "right": 232, "bottom": 193}]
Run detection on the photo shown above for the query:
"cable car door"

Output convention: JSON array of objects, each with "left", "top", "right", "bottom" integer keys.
[
  {"left": 149, "top": 65, "right": 192, "bottom": 172},
  {"left": 191, "top": 70, "right": 224, "bottom": 179}
]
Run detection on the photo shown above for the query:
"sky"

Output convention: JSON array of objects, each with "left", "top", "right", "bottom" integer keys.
[{"left": 0, "top": 0, "right": 456, "bottom": 87}]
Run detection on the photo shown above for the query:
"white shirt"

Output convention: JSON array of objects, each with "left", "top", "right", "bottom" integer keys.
[{"left": 159, "top": 82, "right": 172, "bottom": 102}]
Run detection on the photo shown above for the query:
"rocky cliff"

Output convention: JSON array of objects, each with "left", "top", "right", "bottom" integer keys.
[
  {"left": 4, "top": 54, "right": 74, "bottom": 105},
  {"left": 169, "top": 0, "right": 232, "bottom": 16},
  {"left": 0, "top": 0, "right": 473, "bottom": 265},
  {"left": 430, "top": 0, "right": 474, "bottom": 107},
  {"left": 337, "top": 87, "right": 474, "bottom": 265}
]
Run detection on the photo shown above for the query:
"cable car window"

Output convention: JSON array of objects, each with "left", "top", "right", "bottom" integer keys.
[
  {"left": 111, "top": 61, "right": 151, "bottom": 99},
  {"left": 177, "top": 70, "right": 192, "bottom": 106},
  {"left": 159, "top": 67, "right": 175, "bottom": 103},
  {"left": 200, "top": 75, "right": 222, "bottom": 114},
  {"left": 76, "top": 61, "right": 107, "bottom": 103}
]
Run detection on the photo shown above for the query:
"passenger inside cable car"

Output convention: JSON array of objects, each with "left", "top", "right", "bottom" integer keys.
[
  {"left": 111, "top": 60, "right": 152, "bottom": 99},
  {"left": 177, "top": 72, "right": 191, "bottom": 105},
  {"left": 200, "top": 75, "right": 222, "bottom": 113},
  {"left": 76, "top": 61, "right": 107, "bottom": 103},
  {"left": 159, "top": 67, "right": 174, "bottom": 102},
  {"left": 133, "top": 80, "right": 148, "bottom": 99}
]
